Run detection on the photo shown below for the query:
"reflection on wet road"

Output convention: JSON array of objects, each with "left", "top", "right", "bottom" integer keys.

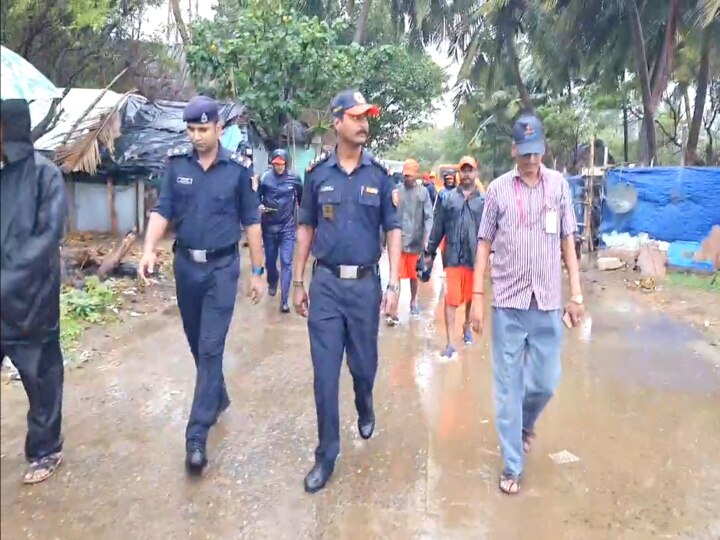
[{"left": 2, "top": 257, "right": 719, "bottom": 539}]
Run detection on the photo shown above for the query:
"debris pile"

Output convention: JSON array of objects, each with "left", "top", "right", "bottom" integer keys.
[{"left": 60, "top": 231, "right": 170, "bottom": 287}]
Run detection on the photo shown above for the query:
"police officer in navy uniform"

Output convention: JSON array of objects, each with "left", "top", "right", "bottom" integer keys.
[
  {"left": 138, "top": 96, "right": 266, "bottom": 474},
  {"left": 258, "top": 149, "right": 303, "bottom": 312},
  {"left": 292, "top": 90, "right": 402, "bottom": 493}
]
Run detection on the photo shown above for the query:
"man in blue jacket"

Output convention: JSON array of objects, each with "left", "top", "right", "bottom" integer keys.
[{"left": 258, "top": 149, "right": 303, "bottom": 313}]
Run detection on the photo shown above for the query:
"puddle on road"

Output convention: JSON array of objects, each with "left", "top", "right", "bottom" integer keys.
[{"left": 574, "top": 291, "right": 720, "bottom": 392}]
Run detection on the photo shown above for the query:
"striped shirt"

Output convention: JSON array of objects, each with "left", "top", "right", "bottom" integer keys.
[{"left": 477, "top": 165, "right": 577, "bottom": 311}]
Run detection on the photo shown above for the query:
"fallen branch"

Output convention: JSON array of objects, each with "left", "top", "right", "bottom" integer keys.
[{"left": 96, "top": 230, "right": 137, "bottom": 280}]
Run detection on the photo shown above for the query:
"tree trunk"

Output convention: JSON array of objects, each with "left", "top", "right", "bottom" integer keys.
[
  {"left": 627, "top": 0, "right": 657, "bottom": 165},
  {"left": 623, "top": 100, "right": 629, "bottom": 163},
  {"left": 505, "top": 34, "right": 533, "bottom": 113},
  {"left": 170, "top": 0, "right": 191, "bottom": 45},
  {"left": 706, "top": 131, "right": 714, "bottom": 165},
  {"left": 686, "top": 25, "right": 711, "bottom": 165},
  {"left": 649, "top": 0, "right": 682, "bottom": 111},
  {"left": 353, "top": 0, "right": 373, "bottom": 44},
  {"left": 353, "top": 0, "right": 372, "bottom": 45}
]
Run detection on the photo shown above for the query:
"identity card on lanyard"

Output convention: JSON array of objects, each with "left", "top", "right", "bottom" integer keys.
[
  {"left": 545, "top": 208, "right": 558, "bottom": 234},
  {"left": 514, "top": 176, "right": 558, "bottom": 234}
]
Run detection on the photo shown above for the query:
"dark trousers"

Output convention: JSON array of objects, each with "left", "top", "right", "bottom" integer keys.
[
  {"left": 307, "top": 266, "right": 382, "bottom": 464},
  {"left": 1, "top": 338, "right": 64, "bottom": 461},
  {"left": 173, "top": 253, "right": 239, "bottom": 448},
  {"left": 263, "top": 228, "right": 295, "bottom": 305}
]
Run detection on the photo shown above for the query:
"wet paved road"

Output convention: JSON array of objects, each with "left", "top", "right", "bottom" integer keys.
[{"left": 2, "top": 259, "right": 720, "bottom": 539}]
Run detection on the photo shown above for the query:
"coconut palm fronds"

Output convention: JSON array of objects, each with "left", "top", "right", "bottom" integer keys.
[{"left": 54, "top": 91, "right": 131, "bottom": 175}]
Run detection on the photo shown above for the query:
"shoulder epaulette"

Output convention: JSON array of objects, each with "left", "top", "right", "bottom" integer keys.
[
  {"left": 306, "top": 152, "right": 330, "bottom": 174},
  {"left": 167, "top": 144, "right": 192, "bottom": 158},
  {"left": 370, "top": 156, "right": 390, "bottom": 175}
]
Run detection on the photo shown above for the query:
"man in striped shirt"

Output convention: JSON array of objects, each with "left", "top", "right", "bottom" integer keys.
[{"left": 471, "top": 114, "right": 585, "bottom": 495}]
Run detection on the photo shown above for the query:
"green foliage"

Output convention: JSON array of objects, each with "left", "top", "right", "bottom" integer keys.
[
  {"left": 385, "top": 126, "right": 459, "bottom": 170},
  {"left": 186, "top": 2, "right": 445, "bottom": 149},
  {"left": 666, "top": 272, "right": 720, "bottom": 293},
  {"left": 536, "top": 100, "right": 590, "bottom": 168},
  {"left": 1, "top": 0, "right": 165, "bottom": 89},
  {"left": 60, "top": 277, "right": 119, "bottom": 352},
  {"left": 354, "top": 45, "right": 445, "bottom": 150},
  {"left": 2, "top": 0, "right": 113, "bottom": 43},
  {"left": 186, "top": 4, "right": 357, "bottom": 144}
]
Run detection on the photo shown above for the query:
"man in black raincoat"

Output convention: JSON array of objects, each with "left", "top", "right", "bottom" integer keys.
[{"left": 1, "top": 99, "right": 67, "bottom": 484}]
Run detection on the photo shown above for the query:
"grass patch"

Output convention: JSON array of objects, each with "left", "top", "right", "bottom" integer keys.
[
  {"left": 666, "top": 272, "right": 720, "bottom": 293},
  {"left": 60, "top": 276, "right": 121, "bottom": 354}
]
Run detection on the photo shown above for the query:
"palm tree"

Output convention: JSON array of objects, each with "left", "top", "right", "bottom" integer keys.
[
  {"left": 686, "top": 5, "right": 719, "bottom": 163},
  {"left": 348, "top": 0, "right": 452, "bottom": 45},
  {"left": 696, "top": 0, "right": 720, "bottom": 24},
  {"left": 448, "top": 0, "right": 556, "bottom": 114},
  {"left": 546, "top": 0, "right": 690, "bottom": 164}
]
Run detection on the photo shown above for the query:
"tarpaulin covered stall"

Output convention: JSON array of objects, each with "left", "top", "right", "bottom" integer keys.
[{"left": 600, "top": 167, "right": 720, "bottom": 243}]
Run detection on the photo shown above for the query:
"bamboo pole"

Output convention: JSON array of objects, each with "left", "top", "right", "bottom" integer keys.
[
  {"left": 60, "top": 68, "right": 129, "bottom": 146},
  {"left": 585, "top": 137, "right": 596, "bottom": 253}
]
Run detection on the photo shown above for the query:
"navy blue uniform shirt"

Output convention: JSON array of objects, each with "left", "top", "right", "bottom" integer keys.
[
  {"left": 258, "top": 169, "right": 303, "bottom": 231},
  {"left": 299, "top": 150, "right": 400, "bottom": 266},
  {"left": 153, "top": 144, "right": 260, "bottom": 250}
]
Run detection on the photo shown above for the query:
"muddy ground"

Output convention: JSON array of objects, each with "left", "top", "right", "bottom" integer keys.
[{"left": 1, "top": 255, "right": 719, "bottom": 539}]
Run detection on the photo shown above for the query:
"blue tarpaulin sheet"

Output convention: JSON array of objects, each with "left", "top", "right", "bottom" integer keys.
[
  {"left": 600, "top": 167, "right": 720, "bottom": 243},
  {"left": 667, "top": 241, "right": 715, "bottom": 273}
]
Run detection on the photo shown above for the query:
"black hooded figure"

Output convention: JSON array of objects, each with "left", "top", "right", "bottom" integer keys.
[{"left": 1, "top": 99, "right": 67, "bottom": 484}]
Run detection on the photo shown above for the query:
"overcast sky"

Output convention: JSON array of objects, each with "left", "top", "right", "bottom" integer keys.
[{"left": 143, "top": 1, "right": 457, "bottom": 128}]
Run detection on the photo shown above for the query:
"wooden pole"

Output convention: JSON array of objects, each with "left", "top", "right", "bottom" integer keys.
[
  {"left": 66, "top": 178, "right": 77, "bottom": 234},
  {"left": 107, "top": 177, "right": 118, "bottom": 236},
  {"left": 136, "top": 180, "right": 145, "bottom": 235},
  {"left": 60, "top": 68, "right": 129, "bottom": 146},
  {"left": 585, "top": 137, "right": 596, "bottom": 253}
]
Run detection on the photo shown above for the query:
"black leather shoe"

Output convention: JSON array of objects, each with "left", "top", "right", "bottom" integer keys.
[
  {"left": 268, "top": 286, "right": 277, "bottom": 297},
  {"left": 280, "top": 302, "right": 290, "bottom": 313},
  {"left": 358, "top": 416, "right": 375, "bottom": 440},
  {"left": 358, "top": 396, "right": 375, "bottom": 440},
  {"left": 303, "top": 462, "right": 334, "bottom": 494},
  {"left": 185, "top": 446, "right": 208, "bottom": 475}
]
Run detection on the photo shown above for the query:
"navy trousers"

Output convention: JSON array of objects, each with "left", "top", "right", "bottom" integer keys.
[
  {"left": 173, "top": 252, "right": 239, "bottom": 448},
  {"left": 263, "top": 227, "right": 295, "bottom": 305},
  {"left": 307, "top": 266, "right": 382, "bottom": 464}
]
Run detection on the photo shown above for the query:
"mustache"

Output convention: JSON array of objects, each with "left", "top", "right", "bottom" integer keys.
[{"left": 356, "top": 129, "right": 368, "bottom": 136}]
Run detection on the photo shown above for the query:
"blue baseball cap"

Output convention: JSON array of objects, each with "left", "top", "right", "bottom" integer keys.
[
  {"left": 512, "top": 114, "right": 545, "bottom": 155},
  {"left": 183, "top": 96, "right": 219, "bottom": 124},
  {"left": 330, "top": 90, "right": 380, "bottom": 119}
]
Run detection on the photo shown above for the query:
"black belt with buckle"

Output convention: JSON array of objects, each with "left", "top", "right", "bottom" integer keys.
[
  {"left": 173, "top": 241, "right": 238, "bottom": 263},
  {"left": 315, "top": 260, "right": 378, "bottom": 280}
]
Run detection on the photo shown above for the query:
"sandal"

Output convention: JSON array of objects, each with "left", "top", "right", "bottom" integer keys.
[
  {"left": 23, "top": 452, "right": 63, "bottom": 485},
  {"left": 522, "top": 430, "right": 536, "bottom": 453},
  {"left": 498, "top": 471, "right": 521, "bottom": 495}
]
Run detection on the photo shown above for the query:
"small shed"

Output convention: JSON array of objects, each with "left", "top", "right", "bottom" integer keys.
[{"left": 32, "top": 90, "right": 266, "bottom": 235}]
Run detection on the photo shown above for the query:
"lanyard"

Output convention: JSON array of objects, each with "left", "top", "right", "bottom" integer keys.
[{"left": 514, "top": 176, "right": 550, "bottom": 225}]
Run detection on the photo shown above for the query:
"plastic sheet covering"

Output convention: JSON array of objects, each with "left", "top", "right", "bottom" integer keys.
[
  {"left": 600, "top": 167, "right": 720, "bottom": 243},
  {"left": 103, "top": 95, "right": 249, "bottom": 183}
]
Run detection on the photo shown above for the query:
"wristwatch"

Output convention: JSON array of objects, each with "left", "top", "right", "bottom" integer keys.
[
  {"left": 252, "top": 266, "right": 265, "bottom": 276},
  {"left": 386, "top": 283, "right": 400, "bottom": 294},
  {"left": 570, "top": 294, "right": 584, "bottom": 305}
]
